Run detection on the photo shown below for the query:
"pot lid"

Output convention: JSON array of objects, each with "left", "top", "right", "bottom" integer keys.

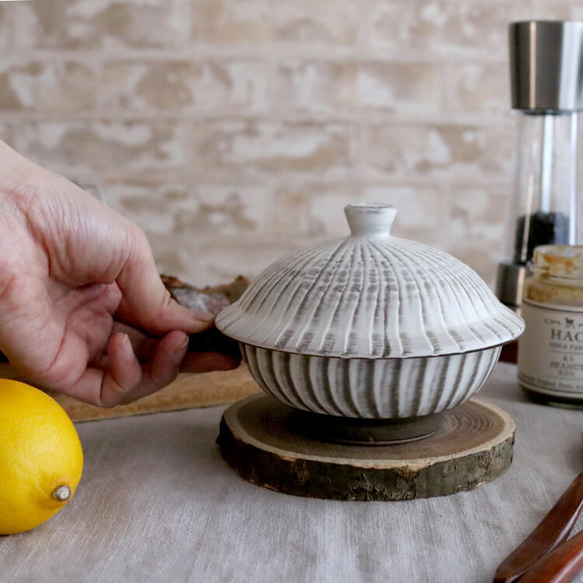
[{"left": 216, "top": 204, "right": 524, "bottom": 358}]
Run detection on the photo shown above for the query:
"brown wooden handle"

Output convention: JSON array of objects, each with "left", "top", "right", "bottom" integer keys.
[
  {"left": 494, "top": 473, "right": 583, "bottom": 583},
  {"left": 518, "top": 530, "right": 583, "bottom": 583}
]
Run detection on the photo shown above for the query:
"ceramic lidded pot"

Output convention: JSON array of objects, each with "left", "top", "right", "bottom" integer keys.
[{"left": 216, "top": 204, "right": 524, "bottom": 435}]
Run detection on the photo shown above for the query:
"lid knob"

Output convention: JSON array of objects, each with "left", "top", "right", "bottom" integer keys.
[{"left": 344, "top": 203, "right": 396, "bottom": 237}]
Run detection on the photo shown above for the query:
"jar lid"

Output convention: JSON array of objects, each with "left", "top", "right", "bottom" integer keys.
[
  {"left": 533, "top": 244, "right": 583, "bottom": 281},
  {"left": 216, "top": 204, "right": 525, "bottom": 358}
]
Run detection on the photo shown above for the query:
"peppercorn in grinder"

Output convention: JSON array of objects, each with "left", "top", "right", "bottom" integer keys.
[{"left": 496, "top": 21, "right": 583, "bottom": 342}]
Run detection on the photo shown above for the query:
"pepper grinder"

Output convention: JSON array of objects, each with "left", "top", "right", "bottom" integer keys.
[{"left": 496, "top": 20, "right": 583, "bottom": 363}]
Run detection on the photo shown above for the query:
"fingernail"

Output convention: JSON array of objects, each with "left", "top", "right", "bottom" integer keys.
[
  {"left": 175, "top": 338, "right": 189, "bottom": 362},
  {"left": 193, "top": 311, "right": 215, "bottom": 323},
  {"left": 120, "top": 333, "right": 134, "bottom": 359}
]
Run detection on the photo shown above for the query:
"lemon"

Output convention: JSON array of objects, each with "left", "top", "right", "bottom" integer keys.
[{"left": 0, "top": 379, "right": 83, "bottom": 535}]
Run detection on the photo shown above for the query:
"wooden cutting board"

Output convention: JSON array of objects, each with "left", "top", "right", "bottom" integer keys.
[{"left": 0, "top": 363, "right": 261, "bottom": 422}]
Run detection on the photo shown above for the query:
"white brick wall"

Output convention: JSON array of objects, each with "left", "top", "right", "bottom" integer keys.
[{"left": 0, "top": 0, "right": 579, "bottom": 286}]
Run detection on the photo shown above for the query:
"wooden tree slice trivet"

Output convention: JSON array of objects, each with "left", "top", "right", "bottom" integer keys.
[
  {"left": 0, "top": 363, "right": 260, "bottom": 423},
  {"left": 218, "top": 394, "right": 516, "bottom": 501}
]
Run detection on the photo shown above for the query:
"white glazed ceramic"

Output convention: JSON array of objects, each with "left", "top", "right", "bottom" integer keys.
[
  {"left": 216, "top": 203, "right": 524, "bottom": 419},
  {"left": 217, "top": 204, "right": 523, "bottom": 358},
  {"left": 242, "top": 345, "right": 501, "bottom": 418}
]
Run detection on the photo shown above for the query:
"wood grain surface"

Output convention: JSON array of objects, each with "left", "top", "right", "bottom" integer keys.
[
  {"left": 218, "top": 394, "right": 516, "bottom": 501},
  {"left": 519, "top": 531, "right": 583, "bottom": 583},
  {"left": 0, "top": 363, "right": 260, "bottom": 422},
  {"left": 494, "top": 473, "right": 583, "bottom": 583}
]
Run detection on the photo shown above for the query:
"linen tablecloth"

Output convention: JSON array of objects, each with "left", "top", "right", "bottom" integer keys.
[{"left": 1, "top": 362, "right": 582, "bottom": 583}]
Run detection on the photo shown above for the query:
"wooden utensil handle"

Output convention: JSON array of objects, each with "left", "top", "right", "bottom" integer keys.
[
  {"left": 518, "top": 530, "right": 583, "bottom": 583},
  {"left": 494, "top": 473, "right": 583, "bottom": 583}
]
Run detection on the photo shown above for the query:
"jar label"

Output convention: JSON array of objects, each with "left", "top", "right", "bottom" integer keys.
[{"left": 518, "top": 299, "right": 583, "bottom": 398}]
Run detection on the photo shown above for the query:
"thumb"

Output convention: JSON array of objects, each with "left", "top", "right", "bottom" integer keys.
[{"left": 115, "top": 229, "right": 213, "bottom": 335}]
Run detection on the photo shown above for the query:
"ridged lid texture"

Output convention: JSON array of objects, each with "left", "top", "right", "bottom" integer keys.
[{"left": 216, "top": 204, "right": 525, "bottom": 358}]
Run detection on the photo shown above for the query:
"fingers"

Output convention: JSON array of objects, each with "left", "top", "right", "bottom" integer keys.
[
  {"left": 107, "top": 321, "right": 160, "bottom": 363},
  {"left": 68, "top": 330, "right": 189, "bottom": 407},
  {"left": 181, "top": 351, "right": 240, "bottom": 374},
  {"left": 93, "top": 322, "right": 241, "bottom": 375},
  {"left": 115, "top": 228, "right": 214, "bottom": 336},
  {"left": 102, "top": 330, "right": 189, "bottom": 406},
  {"left": 148, "top": 330, "right": 190, "bottom": 390},
  {"left": 59, "top": 328, "right": 240, "bottom": 408},
  {"left": 106, "top": 337, "right": 239, "bottom": 405},
  {"left": 106, "top": 333, "right": 142, "bottom": 391}
]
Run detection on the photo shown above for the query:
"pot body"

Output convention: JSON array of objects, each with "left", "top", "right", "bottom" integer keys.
[{"left": 241, "top": 344, "right": 502, "bottom": 419}]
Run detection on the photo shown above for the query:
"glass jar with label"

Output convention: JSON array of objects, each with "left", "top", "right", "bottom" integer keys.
[{"left": 518, "top": 245, "right": 583, "bottom": 408}]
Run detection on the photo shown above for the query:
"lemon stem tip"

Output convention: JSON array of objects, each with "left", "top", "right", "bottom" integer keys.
[{"left": 52, "top": 485, "right": 71, "bottom": 502}]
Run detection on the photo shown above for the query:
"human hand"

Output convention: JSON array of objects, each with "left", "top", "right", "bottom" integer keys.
[{"left": 0, "top": 141, "right": 238, "bottom": 407}]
